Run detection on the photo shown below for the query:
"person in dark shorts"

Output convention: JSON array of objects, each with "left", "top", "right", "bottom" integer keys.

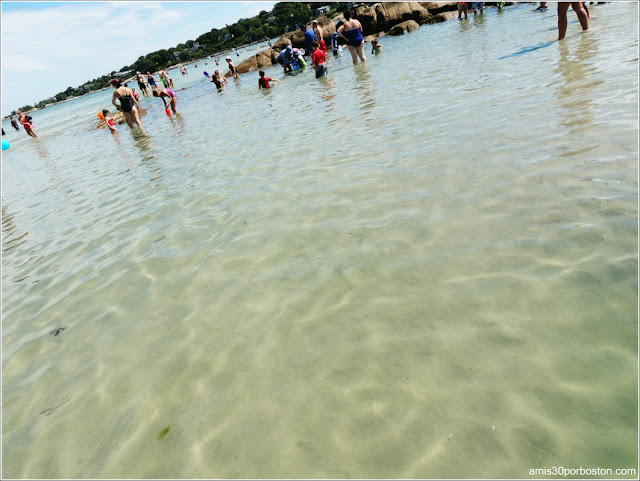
[{"left": 136, "top": 71, "right": 149, "bottom": 96}]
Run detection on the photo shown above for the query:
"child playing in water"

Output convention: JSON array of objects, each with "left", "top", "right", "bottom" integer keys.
[
  {"left": 371, "top": 37, "right": 383, "bottom": 54},
  {"left": 311, "top": 41, "right": 327, "bottom": 78},
  {"left": 258, "top": 70, "right": 280, "bottom": 89},
  {"left": 102, "top": 109, "right": 118, "bottom": 133}
]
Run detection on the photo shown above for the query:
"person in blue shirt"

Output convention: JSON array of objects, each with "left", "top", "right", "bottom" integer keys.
[
  {"left": 304, "top": 25, "right": 316, "bottom": 56},
  {"left": 277, "top": 45, "right": 294, "bottom": 73}
]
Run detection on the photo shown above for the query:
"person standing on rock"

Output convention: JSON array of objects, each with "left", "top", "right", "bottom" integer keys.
[{"left": 337, "top": 10, "right": 366, "bottom": 65}]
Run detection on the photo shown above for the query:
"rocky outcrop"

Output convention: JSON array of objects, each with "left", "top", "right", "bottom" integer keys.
[
  {"left": 354, "top": 2, "right": 432, "bottom": 35},
  {"left": 419, "top": 2, "right": 458, "bottom": 15},
  {"left": 389, "top": 19, "right": 420, "bottom": 35},
  {"left": 234, "top": 2, "right": 514, "bottom": 75},
  {"left": 424, "top": 10, "right": 459, "bottom": 23},
  {"left": 273, "top": 33, "right": 294, "bottom": 50},
  {"left": 230, "top": 48, "right": 278, "bottom": 76}
]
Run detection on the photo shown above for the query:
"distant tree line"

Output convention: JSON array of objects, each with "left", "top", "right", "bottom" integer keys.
[{"left": 16, "top": 2, "right": 363, "bottom": 113}]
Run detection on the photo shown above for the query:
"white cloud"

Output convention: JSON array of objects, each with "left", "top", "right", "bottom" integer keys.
[{"left": 1, "top": 1, "right": 276, "bottom": 113}]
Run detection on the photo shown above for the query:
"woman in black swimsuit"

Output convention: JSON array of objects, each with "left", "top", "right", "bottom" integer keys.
[
  {"left": 110, "top": 79, "right": 143, "bottom": 129},
  {"left": 226, "top": 56, "right": 239, "bottom": 79}
]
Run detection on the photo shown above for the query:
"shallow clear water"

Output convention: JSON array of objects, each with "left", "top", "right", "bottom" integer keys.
[{"left": 2, "top": 3, "right": 638, "bottom": 478}]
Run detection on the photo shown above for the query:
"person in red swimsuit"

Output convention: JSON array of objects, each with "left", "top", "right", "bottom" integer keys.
[
  {"left": 18, "top": 110, "right": 37, "bottom": 138},
  {"left": 101, "top": 109, "right": 118, "bottom": 133}
]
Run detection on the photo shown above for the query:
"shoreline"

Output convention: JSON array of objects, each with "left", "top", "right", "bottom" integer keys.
[{"left": 3, "top": 2, "right": 516, "bottom": 120}]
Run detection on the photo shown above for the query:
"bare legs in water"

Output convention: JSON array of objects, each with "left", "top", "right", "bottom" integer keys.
[
  {"left": 558, "top": 2, "right": 589, "bottom": 40},
  {"left": 347, "top": 43, "right": 366, "bottom": 65}
]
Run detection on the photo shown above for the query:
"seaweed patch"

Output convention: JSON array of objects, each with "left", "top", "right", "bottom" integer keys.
[{"left": 157, "top": 424, "right": 171, "bottom": 440}]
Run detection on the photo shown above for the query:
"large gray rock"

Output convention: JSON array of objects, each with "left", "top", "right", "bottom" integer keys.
[
  {"left": 355, "top": 2, "right": 431, "bottom": 34},
  {"left": 388, "top": 19, "right": 420, "bottom": 35},
  {"left": 419, "top": 2, "right": 458, "bottom": 14},
  {"left": 424, "top": 10, "right": 459, "bottom": 23},
  {"left": 232, "top": 48, "right": 278, "bottom": 75}
]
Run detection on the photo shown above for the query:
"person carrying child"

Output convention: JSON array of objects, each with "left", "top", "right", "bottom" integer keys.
[
  {"left": 210, "top": 70, "right": 228, "bottom": 89},
  {"left": 18, "top": 110, "right": 37, "bottom": 138}
]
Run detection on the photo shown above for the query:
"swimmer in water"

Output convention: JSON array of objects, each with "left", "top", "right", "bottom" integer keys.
[{"left": 371, "top": 37, "right": 383, "bottom": 54}]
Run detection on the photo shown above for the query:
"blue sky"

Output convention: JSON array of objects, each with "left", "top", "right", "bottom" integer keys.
[{"left": 1, "top": 1, "right": 277, "bottom": 116}]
